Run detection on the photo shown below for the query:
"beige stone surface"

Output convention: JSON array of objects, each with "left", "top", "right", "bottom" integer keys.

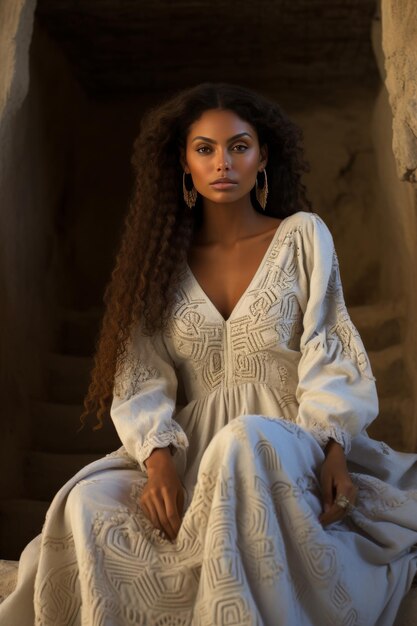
[
  {"left": 381, "top": 0, "right": 417, "bottom": 183},
  {"left": 371, "top": 3, "right": 417, "bottom": 451},
  {"left": 0, "top": 560, "right": 18, "bottom": 604},
  {"left": 0, "top": 0, "right": 34, "bottom": 118}
]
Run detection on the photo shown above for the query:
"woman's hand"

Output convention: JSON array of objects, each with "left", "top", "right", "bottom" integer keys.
[
  {"left": 140, "top": 447, "right": 184, "bottom": 541},
  {"left": 319, "top": 439, "right": 358, "bottom": 526}
]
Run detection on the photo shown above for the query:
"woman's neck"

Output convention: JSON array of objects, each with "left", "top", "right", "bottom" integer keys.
[{"left": 196, "top": 198, "right": 268, "bottom": 246}]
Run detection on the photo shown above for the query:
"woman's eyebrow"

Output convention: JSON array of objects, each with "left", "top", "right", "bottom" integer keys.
[{"left": 191, "top": 132, "right": 252, "bottom": 144}]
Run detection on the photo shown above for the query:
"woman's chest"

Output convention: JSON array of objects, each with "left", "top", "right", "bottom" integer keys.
[
  {"left": 187, "top": 250, "right": 269, "bottom": 323},
  {"left": 187, "top": 224, "right": 283, "bottom": 323},
  {"left": 166, "top": 231, "right": 304, "bottom": 370}
]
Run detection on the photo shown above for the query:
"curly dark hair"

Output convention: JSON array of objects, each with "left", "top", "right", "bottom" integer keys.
[{"left": 80, "top": 82, "right": 312, "bottom": 429}]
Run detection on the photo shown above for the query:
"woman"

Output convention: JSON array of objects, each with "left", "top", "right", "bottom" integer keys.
[{"left": 1, "top": 82, "right": 417, "bottom": 626}]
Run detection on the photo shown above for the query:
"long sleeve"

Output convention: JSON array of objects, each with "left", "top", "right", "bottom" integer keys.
[
  {"left": 110, "top": 323, "right": 189, "bottom": 472},
  {"left": 295, "top": 213, "right": 378, "bottom": 454}
]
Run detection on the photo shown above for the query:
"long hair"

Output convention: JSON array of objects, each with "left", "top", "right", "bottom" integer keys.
[{"left": 80, "top": 82, "right": 311, "bottom": 429}]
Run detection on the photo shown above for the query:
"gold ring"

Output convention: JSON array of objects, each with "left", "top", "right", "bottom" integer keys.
[{"left": 335, "top": 494, "right": 351, "bottom": 510}]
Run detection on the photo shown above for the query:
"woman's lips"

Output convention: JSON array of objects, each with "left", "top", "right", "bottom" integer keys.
[{"left": 210, "top": 182, "right": 238, "bottom": 189}]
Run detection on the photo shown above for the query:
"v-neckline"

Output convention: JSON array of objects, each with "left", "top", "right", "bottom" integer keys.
[{"left": 186, "top": 217, "right": 288, "bottom": 324}]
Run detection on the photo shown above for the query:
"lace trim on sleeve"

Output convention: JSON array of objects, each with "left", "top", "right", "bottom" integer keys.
[
  {"left": 305, "top": 420, "right": 352, "bottom": 454},
  {"left": 136, "top": 426, "right": 189, "bottom": 473}
]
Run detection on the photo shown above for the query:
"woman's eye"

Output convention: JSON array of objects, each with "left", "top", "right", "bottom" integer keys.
[{"left": 196, "top": 144, "right": 248, "bottom": 154}]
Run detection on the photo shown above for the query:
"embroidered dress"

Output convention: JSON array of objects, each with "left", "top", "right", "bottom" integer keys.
[{"left": 1, "top": 211, "right": 417, "bottom": 626}]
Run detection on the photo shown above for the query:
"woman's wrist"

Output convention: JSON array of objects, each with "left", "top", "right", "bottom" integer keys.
[
  {"left": 324, "top": 438, "right": 345, "bottom": 457},
  {"left": 144, "top": 446, "right": 174, "bottom": 471}
]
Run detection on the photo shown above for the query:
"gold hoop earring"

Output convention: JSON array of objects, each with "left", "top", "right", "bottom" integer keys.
[
  {"left": 183, "top": 172, "right": 197, "bottom": 209},
  {"left": 255, "top": 169, "right": 268, "bottom": 211}
]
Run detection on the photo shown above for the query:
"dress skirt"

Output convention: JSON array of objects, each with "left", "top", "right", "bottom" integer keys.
[{"left": 1, "top": 415, "right": 417, "bottom": 626}]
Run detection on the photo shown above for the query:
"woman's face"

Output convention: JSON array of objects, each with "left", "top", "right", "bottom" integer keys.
[{"left": 182, "top": 108, "right": 268, "bottom": 206}]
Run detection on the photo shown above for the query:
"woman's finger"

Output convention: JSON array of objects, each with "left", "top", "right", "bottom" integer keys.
[
  {"left": 140, "top": 495, "right": 165, "bottom": 534},
  {"left": 153, "top": 494, "right": 177, "bottom": 541},
  {"left": 319, "top": 502, "right": 346, "bottom": 526},
  {"left": 320, "top": 472, "right": 334, "bottom": 514},
  {"left": 320, "top": 486, "right": 356, "bottom": 526},
  {"left": 334, "top": 484, "right": 358, "bottom": 510},
  {"left": 163, "top": 491, "right": 183, "bottom": 538},
  {"left": 139, "top": 493, "right": 153, "bottom": 521}
]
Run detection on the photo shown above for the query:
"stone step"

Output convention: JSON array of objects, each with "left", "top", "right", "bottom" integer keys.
[
  {"left": 368, "top": 395, "right": 413, "bottom": 451},
  {"left": 0, "top": 560, "right": 19, "bottom": 602},
  {"left": 55, "top": 306, "right": 104, "bottom": 357},
  {"left": 46, "top": 353, "right": 93, "bottom": 404},
  {"left": 348, "top": 300, "right": 405, "bottom": 351},
  {"left": 30, "top": 401, "right": 120, "bottom": 454},
  {"left": 24, "top": 451, "right": 102, "bottom": 501},
  {"left": 0, "top": 499, "right": 49, "bottom": 561},
  {"left": 368, "top": 344, "right": 410, "bottom": 397}
]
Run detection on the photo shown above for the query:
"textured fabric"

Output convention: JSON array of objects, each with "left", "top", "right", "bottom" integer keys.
[{"left": 1, "top": 211, "right": 417, "bottom": 626}]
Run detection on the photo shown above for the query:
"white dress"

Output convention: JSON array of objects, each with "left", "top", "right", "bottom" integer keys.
[{"left": 1, "top": 211, "right": 417, "bottom": 626}]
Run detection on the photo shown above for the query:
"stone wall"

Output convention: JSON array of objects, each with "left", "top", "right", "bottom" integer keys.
[
  {"left": 372, "top": 6, "right": 417, "bottom": 449},
  {"left": 292, "top": 90, "right": 381, "bottom": 307},
  {"left": 381, "top": 0, "right": 417, "bottom": 183},
  {"left": 0, "top": 0, "right": 38, "bottom": 498},
  {"left": 0, "top": 1, "right": 87, "bottom": 496}
]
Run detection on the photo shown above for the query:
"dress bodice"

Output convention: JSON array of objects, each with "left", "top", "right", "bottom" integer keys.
[{"left": 165, "top": 217, "right": 305, "bottom": 405}]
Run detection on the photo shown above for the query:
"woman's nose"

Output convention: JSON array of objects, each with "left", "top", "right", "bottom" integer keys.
[{"left": 217, "top": 156, "right": 230, "bottom": 171}]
